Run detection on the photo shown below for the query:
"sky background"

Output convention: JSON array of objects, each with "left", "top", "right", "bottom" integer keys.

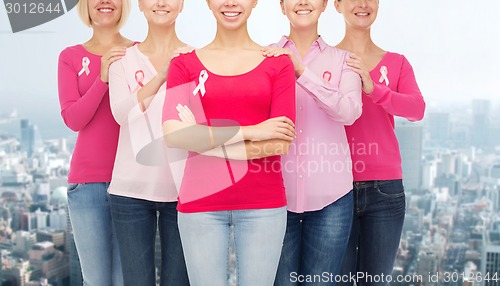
[{"left": 0, "top": 0, "right": 499, "bottom": 138}]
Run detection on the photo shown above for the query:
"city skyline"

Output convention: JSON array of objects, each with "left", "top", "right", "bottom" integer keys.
[{"left": 2, "top": 99, "right": 500, "bottom": 285}]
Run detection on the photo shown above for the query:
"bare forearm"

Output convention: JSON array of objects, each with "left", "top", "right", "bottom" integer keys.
[
  {"left": 163, "top": 121, "right": 244, "bottom": 153},
  {"left": 137, "top": 75, "right": 165, "bottom": 111},
  {"left": 201, "top": 139, "right": 291, "bottom": 160}
]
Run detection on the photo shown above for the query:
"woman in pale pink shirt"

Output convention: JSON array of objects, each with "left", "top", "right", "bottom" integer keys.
[
  {"left": 57, "top": 0, "right": 133, "bottom": 284},
  {"left": 262, "top": 0, "right": 362, "bottom": 284},
  {"left": 107, "top": 0, "right": 190, "bottom": 284},
  {"left": 334, "top": 1, "right": 425, "bottom": 285}
]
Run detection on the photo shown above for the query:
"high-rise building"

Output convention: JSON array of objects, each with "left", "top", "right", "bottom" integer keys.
[
  {"left": 0, "top": 250, "right": 3, "bottom": 283},
  {"left": 37, "top": 230, "right": 65, "bottom": 249},
  {"left": 34, "top": 209, "right": 48, "bottom": 230},
  {"left": 0, "top": 115, "right": 21, "bottom": 139},
  {"left": 20, "top": 119, "right": 35, "bottom": 157},
  {"left": 29, "top": 241, "right": 69, "bottom": 284},
  {"left": 425, "top": 112, "right": 450, "bottom": 145},
  {"left": 471, "top": 99, "right": 491, "bottom": 150},
  {"left": 416, "top": 249, "right": 438, "bottom": 285},
  {"left": 66, "top": 205, "right": 83, "bottom": 286},
  {"left": 48, "top": 208, "right": 67, "bottom": 230},
  {"left": 481, "top": 231, "right": 500, "bottom": 286},
  {"left": 14, "top": 231, "right": 37, "bottom": 255},
  {"left": 395, "top": 120, "right": 423, "bottom": 192},
  {"left": 20, "top": 119, "right": 43, "bottom": 157},
  {"left": 422, "top": 158, "right": 438, "bottom": 190}
]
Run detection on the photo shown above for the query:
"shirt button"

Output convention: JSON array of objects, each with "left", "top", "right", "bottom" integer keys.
[
  {"left": 299, "top": 175, "right": 303, "bottom": 178},
  {"left": 299, "top": 106, "right": 303, "bottom": 110},
  {"left": 299, "top": 130, "right": 303, "bottom": 133}
]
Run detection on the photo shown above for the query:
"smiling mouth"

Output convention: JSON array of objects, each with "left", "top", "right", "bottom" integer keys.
[
  {"left": 296, "top": 10, "right": 312, "bottom": 15},
  {"left": 97, "top": 8, "right": 114, "bottom": 13},
  {"left": 222, "top": 12, "right": 241, "bottom": 17},
  {"left": 354, "top": 12, "right": 370, "bottom": 16},
  {"left": 153, "top": 10, "right": 170, "bottom": 15}
]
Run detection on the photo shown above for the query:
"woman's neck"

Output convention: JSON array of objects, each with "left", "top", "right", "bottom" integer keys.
[
  {"left": 140, "top": 24, "right": 182, "bottom": 55},
  {"left": 288, "top": 26, "right": 319, "bottom": 59},
  {"left": 209, "top": 24, "right": 257, "bottom": 50},
  {"left": 87, "top": 26, "right": 124, "bottom": 47},
  {"left": 336, "top": 27, "right": 376, "bottom": 55}
]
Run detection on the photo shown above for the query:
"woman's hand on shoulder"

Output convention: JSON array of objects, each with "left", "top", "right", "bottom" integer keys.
[
  {"left": 100, "top": 46, "right": 127, "bottom": 83},
  {"left": 158, "top": 45, "right": 195, "bottom": 80},
  {"left": 261, "top": 47, "right": 304, "bottom": 78},
  {"left": 171, "top": 45, "right": 195, "bottom": 60},
  {"left": 346, "top": 53, "right": 374, "bottom": 94}
]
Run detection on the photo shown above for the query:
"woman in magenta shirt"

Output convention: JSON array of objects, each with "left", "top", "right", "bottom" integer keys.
[
  {"left": 262, "top": 0, "right": 362, "bottom": 284},
  {"left": 334, "top": 1, "right": 425, "bottom": 285},
  {"left": 162, "top": 0, "right": 296, "bottom": 285},
  {"left": 57, "top": 0, "right": 133, "bottom": 284}
]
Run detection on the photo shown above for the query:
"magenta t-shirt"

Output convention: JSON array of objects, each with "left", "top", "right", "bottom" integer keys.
[
  {"left": 57, "top": 45, "right": 119, "bottom": 183},
  {"left": 345, "top": 52, "right": 425, "bottom": 181},
  {"left": 163, "top": 52, "right": 296, "bottom": 213}
]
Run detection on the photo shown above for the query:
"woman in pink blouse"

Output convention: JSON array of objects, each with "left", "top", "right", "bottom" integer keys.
[
  {"left": 262, "top": 0, "right": 362, "bottom": 285},
  {"left": 334, "top": 1, "right": 425, "bottom": 285},
  {"left": 107, "top": 0, "right": 190, "bottom": 284},
  {"left": 57, "top": 0, "right": 133, "bottom": 284}
]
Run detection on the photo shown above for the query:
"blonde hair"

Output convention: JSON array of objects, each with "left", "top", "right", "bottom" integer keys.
[{"left": 77, "top": 0, "right": 131, "bottom": 29}]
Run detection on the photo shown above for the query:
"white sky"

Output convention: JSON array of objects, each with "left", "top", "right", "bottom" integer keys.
[{"left": 0, "top": 0, "right": 499, "bottom": 119}]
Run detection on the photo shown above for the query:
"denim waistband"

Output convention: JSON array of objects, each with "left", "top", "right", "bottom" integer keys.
[{"left": 353, "top": 179, "right": 400, "bottom": 189}]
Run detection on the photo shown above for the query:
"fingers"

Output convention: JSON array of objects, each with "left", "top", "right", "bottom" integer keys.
[
  {"left": 267, "top": 116, "right": 296, "bottom": 140},
  {"left": 278, "top": 127, "right": 296, "bottom": 141},
  {"left": 171, "top": 46, "right": 195, "bottom": 60},
  {"left": 104, "top": 47, "right": 127, "bottom": 59},
  {"left": 176, "top": 104, "right": 196, "bottom": 124},
  {"left": 101, "top": 47, "right": 126, "bottom": 66},
  {"left": 107, "top": 54, "right": 124, "bottom": 65},
  {"left": 270, "top": 116, "right": 295, "bottom": 127},
  {"left": 176, "top": 45, "right": 195, "bottom": 54},
  {"left": 261, "top": 47, "right": 290, "bottom": 57},
  {"left": 346, "top": 59, "right": 368, "bottom": 78},
  {"left": 178, "top": 111, "right": 190, "bottom": 123},
  {"left": 348, "top": 53, "right": 359, "bottom": 60},
  {"left": 274, "top": 126, "right": 296, "bottom": 141}
]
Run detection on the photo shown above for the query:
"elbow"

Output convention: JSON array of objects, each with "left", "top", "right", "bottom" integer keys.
[
  {"left": 162, "top": 130, "right": 177, "bottom": 148},
  {"left": 417, "top": 100, "right": 426, "bottom": 121},
  {"left": 112, "top": 114, "right": 126, "bottom": 126},
  {"left": 110, "top": 103, "right": 129, "bottom": 126},
  {"left": 337, "top": 102, "right": 363, "bottom": 126},
  {"left": 344, "top": 109, "right": 362, "bottom": 126},
  {"left": 65, "top": 121, "right": 81, "bottom": 132},
  {"left": 61, "top": 112, "right": 83, "bottom": 132},
  {"left": 344, "top": 117, "right": 358, "bottom": 126},
  {"left": 163, "top": 135, "right": 178, "bottom": 149},
  {"left": 347, "top": 105, "right": 363, "bottom": 126},
  {"left": 162, "top": 122, "right": 182, "bottom": 149},
  {"left": 410, "top": 100, "right": 426, "bottom": 122}
]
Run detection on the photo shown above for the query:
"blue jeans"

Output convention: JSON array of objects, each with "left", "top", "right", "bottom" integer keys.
[
  {"left": 178, "top": 207, "right": 287, "bottom": 286},
  {"left": 274, "top": 191, "right": 353, "bottom": 286},
  {"left": 67, "top": 183, "right": 123, "bottom": 286},
  {"left": 339, "top": 180, "right": 406, "bottom": 286},
  {"left": 108, "top": 195, "right": 190, "bottom": 286}
]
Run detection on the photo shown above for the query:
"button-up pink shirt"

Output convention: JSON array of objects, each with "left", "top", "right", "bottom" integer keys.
[{"left": 276, "top": 36, "right": 362, "bottom": 213}]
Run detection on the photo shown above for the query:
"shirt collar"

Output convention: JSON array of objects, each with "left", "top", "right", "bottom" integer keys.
[{"left": 277, "top": 35, "right": 328, "bottom": 52}]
